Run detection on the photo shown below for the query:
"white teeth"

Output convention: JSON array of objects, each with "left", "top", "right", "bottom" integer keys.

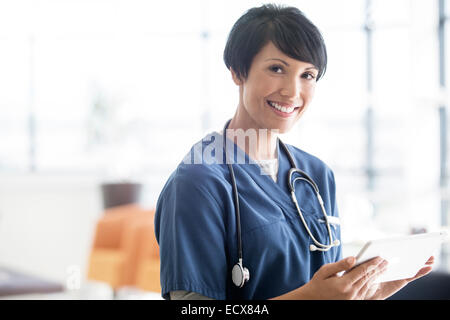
[{"left": 268, "top": 101, "right": 295, "bottom": 113}]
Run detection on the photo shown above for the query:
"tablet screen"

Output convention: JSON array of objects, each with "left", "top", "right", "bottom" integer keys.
[{"left": 354, "top": 231, "right": 447, "bottom": 283}]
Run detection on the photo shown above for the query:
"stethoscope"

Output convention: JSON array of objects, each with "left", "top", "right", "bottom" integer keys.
[{"left": 223, "top": 120, "right": 341, "bottom": 288}]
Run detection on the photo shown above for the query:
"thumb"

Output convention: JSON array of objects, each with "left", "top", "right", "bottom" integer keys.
[{"left": 317, "top": 257, "right": 355, "bottom": 279}]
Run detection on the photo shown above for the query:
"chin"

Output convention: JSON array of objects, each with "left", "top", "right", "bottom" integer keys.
[{"left": 266, "top": 121, "right": 295, "bottom": 134}]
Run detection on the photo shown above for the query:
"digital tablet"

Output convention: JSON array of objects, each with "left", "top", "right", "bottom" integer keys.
[{"left": 354, "top": 231, "right": 448, "bottom": 283}]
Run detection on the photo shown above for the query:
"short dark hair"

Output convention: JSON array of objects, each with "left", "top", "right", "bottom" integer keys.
[{"left": 223, "top": 3, "right": 327, "bottom": 81}]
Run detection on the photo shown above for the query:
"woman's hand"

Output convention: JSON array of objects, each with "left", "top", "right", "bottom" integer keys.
[
  {"left": 271, "top": 255, "right": 434, "bottom": 300},
  {"left": 300, "top": 256, "right": 389, "bottom": 300},
  {"left": 364, "top": 256, "right": 434, "bottom": 300},
  {"left": 299, "top": 256, "right": 434, "bottom": 300}
]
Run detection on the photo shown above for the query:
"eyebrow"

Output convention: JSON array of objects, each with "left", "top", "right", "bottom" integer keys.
[{"left": 265, "top": 58, "right": 318, "bottom": 71}]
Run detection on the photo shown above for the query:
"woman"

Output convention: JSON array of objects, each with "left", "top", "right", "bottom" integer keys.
[{"left": 154, "top": 4, "right": 433, "bottom": 300}]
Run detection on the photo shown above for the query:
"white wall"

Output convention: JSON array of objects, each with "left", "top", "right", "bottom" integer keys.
[{"left": 0, "top": 174, "right": 104, "bottom": 283}]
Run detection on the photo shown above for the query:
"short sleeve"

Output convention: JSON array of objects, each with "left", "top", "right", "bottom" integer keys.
[{"left": 154, "top": 166, "right": 228, "bottom": 300}]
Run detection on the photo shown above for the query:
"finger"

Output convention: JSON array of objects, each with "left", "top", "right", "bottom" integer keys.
[
  {"left": 369, "top": 279, "right": 408, "bottom": 300},
  {"left": 317, "top": 257, "right": 356, "bottom": 279},
  {"left": 353, "top": 269, "right": 379, "bottom": 299},
  {"left": 358, "top": 278, "right": 379, "bottom": 300},
  {"left": 355, "top": 261, "right": 388, "bottom": 297},
  {"left": 425, "top": 256, "right": 434, "bottom": 265},
  {"left": 354, "top": 260, "right": 388, "bottom": 292},
  {"left": 363, "top": 282, "right": 380, "bottom": 300},
  {"left": 407, "top": 266, "right": 433, "bottom": 282},
  {"left": 344, "top": 257, "right": 384, "bottom": 284}
]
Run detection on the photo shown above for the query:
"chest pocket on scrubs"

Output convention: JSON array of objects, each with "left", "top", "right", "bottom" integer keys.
[
  {"left": 293, "top": 178, "right": 318, "bottom": 215},
  {"left": 294, "top": 185, "right": 340, "bottom": 263},
  {"left": 308, "top": 214, "right": 341, "bottom": 262}
]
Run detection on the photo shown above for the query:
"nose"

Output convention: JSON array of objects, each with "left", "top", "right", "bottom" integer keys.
[{"left": 280, "top": 77, "right": 301, "bottom": 98}]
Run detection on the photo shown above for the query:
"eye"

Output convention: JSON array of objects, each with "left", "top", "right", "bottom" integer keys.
[
  {"left": 302, "top": 72, "right": 317, "bottom": 80},
  {"left": 269, "top": 65, "right": 284, "bottom": 73}
]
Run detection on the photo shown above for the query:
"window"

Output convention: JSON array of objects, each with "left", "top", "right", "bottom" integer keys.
[{"left": 0, "top": 0, "right": 448, "bottom": 247}]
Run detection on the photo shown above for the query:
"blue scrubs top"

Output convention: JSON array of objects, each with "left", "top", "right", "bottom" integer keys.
[{"left": 154, "top": 131, "right": 342, "bottom": 300}]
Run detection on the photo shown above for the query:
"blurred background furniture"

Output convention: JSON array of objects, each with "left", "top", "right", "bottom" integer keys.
[
  {"left": 133, "top": 220, "right": 161, "bottom": 293},
  {"left": 101, "top": 183, "right": 143, "bottom": 209},
  {"left": 0, "top": 266, "right": 64, "bottom": 297},
  {"left": 86, "top": 204, "right": 160, "bottom": 293}
]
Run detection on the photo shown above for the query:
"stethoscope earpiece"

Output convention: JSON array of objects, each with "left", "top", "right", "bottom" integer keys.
[{"left": 309, "top": 240, "right": 341, "bottom": 252}]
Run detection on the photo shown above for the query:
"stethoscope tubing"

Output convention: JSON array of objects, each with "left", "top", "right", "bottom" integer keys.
[{"left": 223, "top": 119, "right": 339, "bottom": 287}]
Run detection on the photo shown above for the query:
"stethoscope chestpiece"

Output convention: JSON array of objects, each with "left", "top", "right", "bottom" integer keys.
[{"left": 232, "top": 259, "right": 250, "bottom": 288}]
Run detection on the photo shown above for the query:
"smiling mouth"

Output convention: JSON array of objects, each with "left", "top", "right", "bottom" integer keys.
[{"left": 266, "top": 100, "right": 301, "bottom": 114}]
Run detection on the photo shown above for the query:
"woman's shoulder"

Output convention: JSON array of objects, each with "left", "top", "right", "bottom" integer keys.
[
  {"left": 285, "top": 143, "right": 334, "bottom": 174},
  {"left": 166, "top": 131, "right": 230, "bottom": 189}
]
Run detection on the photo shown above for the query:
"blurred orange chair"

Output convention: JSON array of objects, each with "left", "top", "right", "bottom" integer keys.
[
  {"left": 87, "top": 204, "right": 160, "bottom": 292},
  {"left": 134, "top": 221, "right": 161, "bottom": 293}
]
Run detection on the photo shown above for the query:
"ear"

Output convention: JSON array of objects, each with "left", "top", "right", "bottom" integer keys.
[{"left": 230, "top": 68, "right": 243, "bottom": 86}]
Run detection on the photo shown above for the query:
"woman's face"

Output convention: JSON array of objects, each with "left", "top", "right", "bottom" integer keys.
[{"left": 232, "top": 41, "right": 318, "bottom": 134}]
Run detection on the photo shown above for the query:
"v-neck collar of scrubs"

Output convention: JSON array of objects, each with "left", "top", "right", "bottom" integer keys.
[{"left": 220, "top": 131, "right": 297, "bottom": 214}]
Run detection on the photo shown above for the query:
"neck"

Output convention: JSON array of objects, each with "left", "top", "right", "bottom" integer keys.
[{"left": 226, "top": 106, "right": 279, "bottom": 161}]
